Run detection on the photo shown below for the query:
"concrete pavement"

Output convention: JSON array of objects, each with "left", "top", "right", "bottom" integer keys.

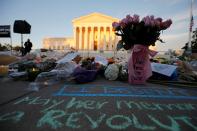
[{"left": 0, "top": 77, "right": 197, "bottom": 131}]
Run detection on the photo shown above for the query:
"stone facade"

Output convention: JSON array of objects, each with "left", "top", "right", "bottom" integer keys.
[
  {"left": 43, "top": 12, "right": 119, "bottom": 51},
  {"left": 43, "top": 37, "right": 73, "bottom": 50}
]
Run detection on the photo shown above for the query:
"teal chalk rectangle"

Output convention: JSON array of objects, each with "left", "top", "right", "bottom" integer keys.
[{"left": 53, "top": 84, "right": 197, "bottom": 100}]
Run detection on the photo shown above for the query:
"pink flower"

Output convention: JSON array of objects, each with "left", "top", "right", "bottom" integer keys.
[
  {"left": 128, "top": 17, "right": 133, "bottom": 23},
  {"left": 150, "top": 20, "right": 155, "bottom": 27},
  {"left": 112, "top": 13, "right": 172, "bottom": 47},
  {"left": 142, "top": 16, "right": 151, "bottom": 26},
  {"left": 126, "top": 14, "right": 131, "bottom": 19},
  {"left": 161, "top": 19, "right": 172, "bottom": 30},
  {"left": 133, "top": 14, "right": 139, "bottom": 23},
  {"left": 149, "top": 15, "right": 156, "bottom": 27},
  {"left": 112, "top": 22, "right": 120, "bottom": 29},
  {"left": 154, "top": 19, "right": 161, "bottom": 28},
  {"left": 120, "top": 18, "right": 128, "bottom": 27},
  {"left": 156, "top": 17, "right": 162, "bottom": 22},
  {"left": 150, "top": 15, "right": 154, "bottom": 20}
]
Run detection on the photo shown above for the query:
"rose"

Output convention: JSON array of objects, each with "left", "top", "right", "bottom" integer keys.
[
  {"left": 112, "top": 22, "right": 120, "bottom": 30},
  {"left": 142, "top": 16, "right": 152, "bottom": 26},
  {"left": 160, "top": 19, "right": 172, "bottom": 30},
  {"left": 133, "top": 14, "right": 140, "bottom": 23},
  {"left": 112, "top": 14, "right": 172, "bottom": 50}
]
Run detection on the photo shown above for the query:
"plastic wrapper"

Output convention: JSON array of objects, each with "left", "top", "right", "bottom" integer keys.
[
  {"left": 128, "top": 45, "right": 157, "bottom": 84},
  {"left": 31, "top": 72, "right": 60, "bottom": 91},
  {"left": 36, "top": 59, "right": 56, "bottom": 72},
  {"left": 81, "top": 57, "right": 97, "bottom": 70},
  {"left": 118, "top": 64, "right": 128, "bottom": 81},
  {"left": 95, "top": 55, "right": 108, "bottom": 66},
  {"left": 42, "top": 50, "right": 66, "bottom": 61},
  {"left": 35, "top": 71, "right": 57, "bottom": 82},
  {"left": 51, "top": 61, "right": 77, "bottom": 80},
  {"left": 72, "top": 66, "right": 97, "bottom": 83},
  {"left": 17, "top": 61, "right": 36, "bottom": 71},
  {"left": 9, "top": 71, "right": 28, "bottom": 80},
  {"left": 56, "top": 52, "right": 80, "bottom": 64},
  {"left": 190, "top": 60, "right": 197, "bottom": 71},
  {"left": 9, "top": 60, "right": 36, "bottom": 72},
  {"left": 104, "top": 64, "right": 120, "bottom": 80},
  {"left": 35, "top": 61, "right": 77, "bottom": 82},
  {"left": 27, "top": 80, "right": 58, "bottom": 92},
  {"left": 27, "top": 82, "right": 40, "bottom": 91}
]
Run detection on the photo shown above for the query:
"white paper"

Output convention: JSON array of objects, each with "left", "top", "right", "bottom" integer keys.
[
  {"left": 151, "top": 63, "right": 177, "bottom": 77},
  {"left": 95, "top": 55, "right": 108, "bottom": 66},
  {"left": 56, "top": 52, "right": 79, "bottom": 64}
]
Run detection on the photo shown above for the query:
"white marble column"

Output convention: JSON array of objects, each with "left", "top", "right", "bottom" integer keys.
[
  {"left": 111, "top": 27, "right": 114, "bottom": 50},
  {"left": 89, "top": 27, "right": 93, "bottom": 51},
  {"left": 98, "top": 26, "right": 101, "bottom": 50},
  {"left": 103, "top": 27, "right": 107, "bottom": 51},
  {"left": 114, "top": 35, "right": 118, "bottom": 50},
  {"left": 84, "top": 27, "right": 88, "bottom": 50},
  {"left": 79, "top": 26, "right": 82, "bottom": 50},
  {"left": 73, "top": 26, "right": 76, "bottom": 49},
  {"left": 107, "top": 27, "right": 111, "bottom": 50},
  {"left": 90, "top": 27, "right": 94, "bottom": 50},
  {"left": 77, "top": 27, "right": 79, "bottom": 50}
]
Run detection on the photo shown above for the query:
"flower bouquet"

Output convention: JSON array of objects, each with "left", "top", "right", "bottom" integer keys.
[{"left": 112, "top": 14, "right": 172, "bottom": 84}]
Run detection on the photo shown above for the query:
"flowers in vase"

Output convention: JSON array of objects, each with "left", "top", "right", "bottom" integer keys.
[{"left": 112, "top": 14, "right": 172, "bottom": 50}]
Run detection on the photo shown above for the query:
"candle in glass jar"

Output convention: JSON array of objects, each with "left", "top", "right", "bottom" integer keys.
[
  {"left": 32, "top": 68, "right": 37, "bottom": 72},
  {"left": 28, "top": 68, "right": 40, "bottom": 81},
  {"left": 0, "top": 65, "right": 8, "bottom": 76}
]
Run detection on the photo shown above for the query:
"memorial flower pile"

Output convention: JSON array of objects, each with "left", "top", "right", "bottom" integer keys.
[{"left": 112, "top": 14, "right": 172, "bottom": 50}]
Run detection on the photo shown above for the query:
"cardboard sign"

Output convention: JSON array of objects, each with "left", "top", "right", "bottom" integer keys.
[{"left": 0, "top": 25, "right": 11, "bottom": 37}]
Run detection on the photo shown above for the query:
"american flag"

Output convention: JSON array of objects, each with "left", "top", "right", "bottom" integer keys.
[{"left": 189, "top": 14, "right": 194, "bottom": 32}]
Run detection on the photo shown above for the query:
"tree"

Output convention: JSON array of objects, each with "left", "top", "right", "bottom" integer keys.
[
  {"left": 12, "top": 45, "right": 22, "bottom": 52},
  {"left": 191, "top": 28, "right": 197, "bottom": 53},
  {"left": 0, "top": 43, "right": 11, "bottom": 51}
]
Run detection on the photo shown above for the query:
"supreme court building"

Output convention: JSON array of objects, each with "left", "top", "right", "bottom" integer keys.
[{"left": 43, "top": 12, "right": 119, "bottom": 51}]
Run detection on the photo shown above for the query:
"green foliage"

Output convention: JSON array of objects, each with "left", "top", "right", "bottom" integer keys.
[
  {"left": 191, "top": 28, "right": 197, "bottom": 53},
  {"left": 0, "top": 43, "right": 11, "bottom": 51},
  {"left": 0, "top": 43, "right": 23, "bottom": 52},
  {"left": 12, "top": 46, "right": 22, "bottom": 51}
]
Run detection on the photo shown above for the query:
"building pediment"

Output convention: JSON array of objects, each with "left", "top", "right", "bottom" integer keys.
[{"left": 72, "top": 12, "right": 119, "bottom": 26}]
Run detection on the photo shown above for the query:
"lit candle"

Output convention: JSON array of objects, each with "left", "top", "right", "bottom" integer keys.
[
  {"left": 32, "top": 68, "right": 36, "bottom": 72},
  {"left": 0, "top": 65, "right": 8, "bottom": 76},
  {"left": 28, "top": 68, "right": 40, "bottom": 81}
]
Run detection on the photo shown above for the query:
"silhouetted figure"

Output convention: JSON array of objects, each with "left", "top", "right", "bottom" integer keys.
[
  {"left": 21, "top": 47, "right": 25, "bottom": 56},
  {"left": 182, "top": 43, "right": 188, "bottom": 50},
  {"left": 24, "top": 39, "right": 33, "bottom": 55},
  {"left": 182, "top": 43, "right": 189, "bottom": 57}
]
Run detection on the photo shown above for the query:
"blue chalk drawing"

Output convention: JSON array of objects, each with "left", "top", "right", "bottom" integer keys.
[{"left": 53, "top": 84, "right": 197, "bottom": 100}]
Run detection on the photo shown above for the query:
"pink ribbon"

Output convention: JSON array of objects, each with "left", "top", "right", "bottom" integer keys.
[{"left": 128, "top": 44, "right": 157, "bottom": 84}]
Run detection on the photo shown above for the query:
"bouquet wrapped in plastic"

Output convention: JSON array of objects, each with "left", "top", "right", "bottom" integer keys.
[{"left": 113, "top": 14, "right": 172, "bottom": 84}]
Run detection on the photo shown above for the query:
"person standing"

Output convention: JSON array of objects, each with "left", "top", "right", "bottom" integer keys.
[{"left": 24, "top": 39, "right": 33, "bottom": 55}]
